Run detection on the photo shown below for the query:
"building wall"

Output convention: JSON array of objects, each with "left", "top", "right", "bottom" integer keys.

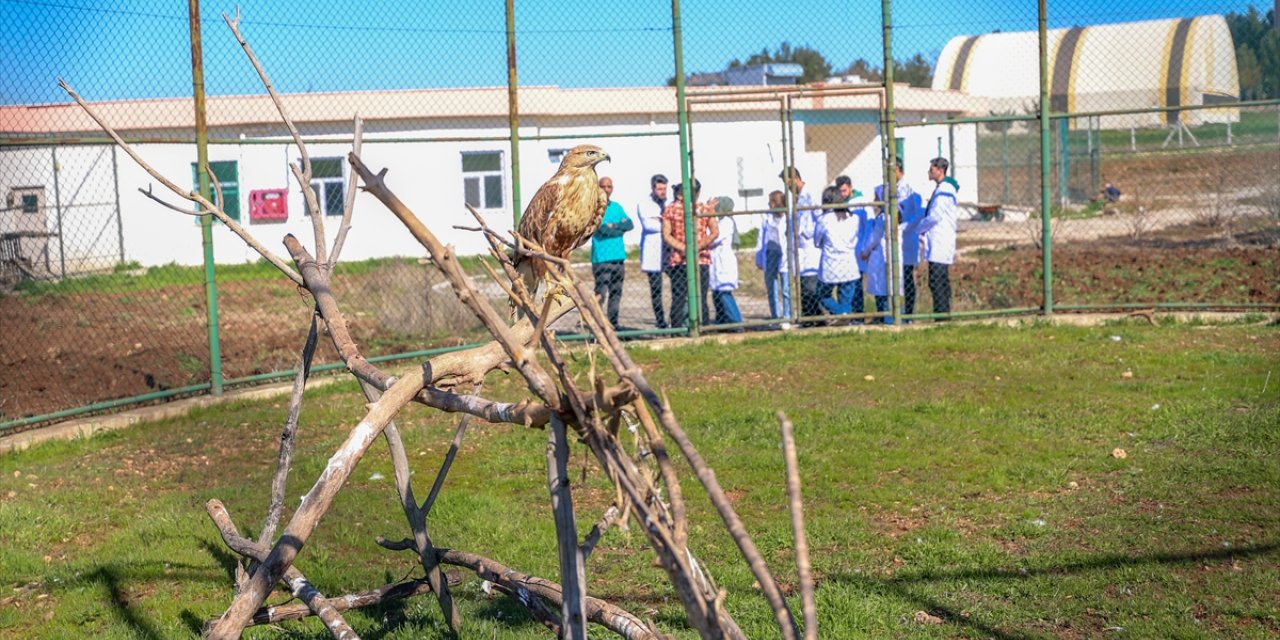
[
  {"left": 1, "top": 113, "right": 977, "bottom": 270},
  {"left": 1, "top": 145, "right": 122, "bottom": 275}
]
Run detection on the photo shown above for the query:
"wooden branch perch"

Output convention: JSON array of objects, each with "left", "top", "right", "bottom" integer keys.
[
  {"left": 778, "top": 412, "right": 817, "bottom": 640},
  {"left": 205, "top": 499, "right": 357, "bottom": 640},
  {"left": 206, "top": 373, "right": 424, "bottom": 638}
]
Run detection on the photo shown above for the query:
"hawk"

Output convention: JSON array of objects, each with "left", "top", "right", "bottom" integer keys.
[{"left": 512, "top": 144, "right": 611, "bottom": 302}]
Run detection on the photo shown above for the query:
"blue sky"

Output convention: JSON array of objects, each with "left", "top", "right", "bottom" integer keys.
[{"left": 0, "top": 0, "right": 1262, "bottom": 105}]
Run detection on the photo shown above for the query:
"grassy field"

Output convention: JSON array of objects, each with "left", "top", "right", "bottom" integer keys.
[{"left": 1, "top": 320, "right": 1278, "bottom": 638}]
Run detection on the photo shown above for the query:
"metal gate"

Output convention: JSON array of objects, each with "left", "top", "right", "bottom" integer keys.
[{"left": 684, "top": 86, "right": 891, "bottom": 331}]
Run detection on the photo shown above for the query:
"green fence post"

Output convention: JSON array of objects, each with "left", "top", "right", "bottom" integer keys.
[
  {"left": 882, "top": 0, "right": 901, "bottom": 325},
  {"left": 51, "top": 147, "right": 65, "bottom": 279},
  {"left": 1058, "top": 117, "right": 1070, "bottom": 207},
  {"left": 1038, "top": 0, "right": 1053, "bottom": 315},
  {"left": 671, "top": 0, "right": 698, "bottom": 337},
  {"left": 188, "top": 0, "right": 222, "bottom": 395},
  {"left": 1002, "top": 121, "right": 1010, "bottom": 203},
  {"left": 506, "top": 0, "right": 522, "bottom": 227},
  {"left": 112, "top": 146, "right": 125, "bottom": 263}
]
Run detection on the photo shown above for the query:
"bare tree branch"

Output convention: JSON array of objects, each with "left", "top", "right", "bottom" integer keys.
[
  {"left": 778, "top": 412, "right": 817, "bottom": 640},
  {"left": 138, "top": 186, "right": 206, "bottom": 217},
  {"left": 581, "top": 505, "right": 621, "bottom": 559},
  {"left": 206, "top": 373, "right": 424, "bottom": 638},
  {"left": 437, "top": 548, "right": 656, "bottom": 640},
  {"left": 363, "top": 378, "right": 459, "bottom": 632},
  {"left": 205, "top": 499, "right": 357, "bottom": 640},
  {"left": 221, "top": 9, "right": 327, "bottom": 265},
  {"left": 233, "top": 577, "right": 458, "bottom": 628},
  {"left": 548, "top": 414, "right": 587, "bottom": 638},
  {"left": 328, "top": 115, "right": 364, "bottom": 269},
  {"left": 259, "top": 313, "right": 319, "bottom": 546},
  {"left": 421, "top": 392, "right": 479, "bottom": 516}
]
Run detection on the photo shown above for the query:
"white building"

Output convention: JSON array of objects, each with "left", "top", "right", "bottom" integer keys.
[{"left": 0, "top": 84, "right": 984, "bottom": 273}]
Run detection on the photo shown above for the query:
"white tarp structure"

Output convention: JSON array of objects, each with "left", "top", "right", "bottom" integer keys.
[{"left": 933, "top": 15, "right": 1240, "bottom": 129}]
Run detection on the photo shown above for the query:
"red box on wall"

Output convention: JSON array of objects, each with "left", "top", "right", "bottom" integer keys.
[{"left": 249, "top": 188, "right": 288, "bottom": 223}]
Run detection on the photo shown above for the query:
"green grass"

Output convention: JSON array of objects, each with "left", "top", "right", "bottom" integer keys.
[
  {"left": 1, "top": 321, "right": 1277, "bottom": 638},
  {"left": 977, "top": 109, "right": 1280, "bottom": 161},
  {"left": 9, "top": 256, "right": 502, "bottom": 298}
]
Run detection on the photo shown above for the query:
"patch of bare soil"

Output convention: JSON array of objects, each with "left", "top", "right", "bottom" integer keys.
[{"left": 2, "top": 226, "right": 1276, "bottom": 424}]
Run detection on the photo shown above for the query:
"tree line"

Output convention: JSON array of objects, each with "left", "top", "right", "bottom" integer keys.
[
  {"left": 1226, "top": 6, "right": 1278, "bottom": 100},
  {"left": 670, "top": 41, "right": 934, "bottom": 87}
]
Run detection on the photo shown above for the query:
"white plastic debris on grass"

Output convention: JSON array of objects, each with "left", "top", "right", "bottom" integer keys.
[
  {"left": 1111, "top": 335, "right": 1123, "bottom": 342},
  {"left": 369, "top": 472, "right": 384, "bottom": 481}
]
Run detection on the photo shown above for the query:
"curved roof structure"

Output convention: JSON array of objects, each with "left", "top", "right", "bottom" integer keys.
[{"left": 932, "top": 15, "right": 1239, "bottom": 127}]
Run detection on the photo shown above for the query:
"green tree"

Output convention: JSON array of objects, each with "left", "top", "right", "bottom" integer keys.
[
  {"left": 841, "top": 57, "right": 884, "bottom": 82},
  {"left": 1236, "top": 45, "right": 1262, "bottom": 99},
  {"left": 892, "top": 53, "right": 935, "bottom": 88},
  {"left": 1225, "top": 6, "right": 1279, "bottom": 99}
]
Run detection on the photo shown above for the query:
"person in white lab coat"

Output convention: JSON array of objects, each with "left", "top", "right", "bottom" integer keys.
[
  {"left": 910, "top": 157, "right": 959, "bottom": 319},
  {"left": 838, "top": 175, "right": 869, "bottom": 319},
  {"left": 708, "top": 197, "right": 742, "bottom": 326},
  {"left": 635, "top": 174, "right": 670, "bottom": 328},
  {"left": 755, "top": 189, "right": 792, "bottom": 323},
  {"left": 862, "top": 184, "right": 897, "bottom": 323},
  {"left": 885, "top": 160, "right": 924, "bottom": 319},
  {"left": 814, "top": 186, "right": 862, "bottom": 317}
]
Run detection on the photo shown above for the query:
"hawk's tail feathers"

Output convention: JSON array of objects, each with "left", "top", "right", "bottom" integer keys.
[{"left": 509, "top": 258, "right": 539, "bottom": 319}]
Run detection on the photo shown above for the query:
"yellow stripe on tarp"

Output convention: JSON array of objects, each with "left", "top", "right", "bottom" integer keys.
[
  {"left": 1159, "top": 19, "right": 1179, "bottom": 125},
  {"left": 1066, "top": 27, "right": 1089, "bottom": 114},
  {"left": 1164, "top": 18, "right": 1194, "bottom": 125},
  {"left": 1179, "top": 17, "right": 1200, "bottom": 121},
  {"left": 949, "top": 36, "right": 980, "bottom": 91},
  {"left": 1050, "top": 26, "right": 1085, "bottom": 113}
]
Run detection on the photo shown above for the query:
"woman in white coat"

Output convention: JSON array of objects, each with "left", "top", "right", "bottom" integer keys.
[
  {"left": 755, "top": 189, "right": 792, "bottom": 321},
  {"left": 861, "top": 184, "right": 898, "bottom": 323},
  {"left": 709, "top": 197, "right": 742, "bottom": 325},
  {"left": 813, "top": 186, "right": 862, "bottom": 316}
]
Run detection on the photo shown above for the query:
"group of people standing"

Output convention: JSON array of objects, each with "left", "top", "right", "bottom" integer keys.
[
  {"left": 589, "top": 156, "right": 959, "bottom": 331},
  {"left": 751, "top": 158, "right": 959, "bottom": 326},
  {"left": 594, "top": 173, "right": 740, "bottom": 331}
]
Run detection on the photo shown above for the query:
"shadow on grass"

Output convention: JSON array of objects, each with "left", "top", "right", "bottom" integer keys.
[
  {"left": 73, "top": 561, "right": 225, "bottom": 640},
  {"left": 826, "top": 540, "right": 1280, "bottom": 639}
]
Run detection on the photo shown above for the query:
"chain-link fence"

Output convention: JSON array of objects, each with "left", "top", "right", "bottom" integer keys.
[{"left": 2, "top": 1, "right": 1277, "bottom": 429}]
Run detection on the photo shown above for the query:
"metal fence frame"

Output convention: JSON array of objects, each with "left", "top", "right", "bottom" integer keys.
[{"left": 2, "top": 0, "right": 1277, "bottom": 433}]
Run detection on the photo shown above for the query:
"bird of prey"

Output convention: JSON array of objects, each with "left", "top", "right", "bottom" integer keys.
[{"left": 511, "top": 144, "right": 611, "bottom": 303}]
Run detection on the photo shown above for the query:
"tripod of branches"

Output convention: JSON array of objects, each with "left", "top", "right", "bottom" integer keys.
[{"left": 61, "top": 11, "right": 818, "bottom": 640}]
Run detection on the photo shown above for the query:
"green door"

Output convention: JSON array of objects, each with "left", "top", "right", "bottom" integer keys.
[{"left": 190, "top": 160, "right": 240, "bottom": 222}]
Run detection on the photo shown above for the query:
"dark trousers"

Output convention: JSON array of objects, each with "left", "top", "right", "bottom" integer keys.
[
  {"left": 646, "top": 270, "right": 667, "bottom": 328},
  {"left": 799, "top": 274, "right": 825, "bottom": 323},
  {"left": 666, "top": 263, "right": 709, "bottom": 328},
  {"left": 851, "top": 277, "right": 865, "bottom": 315},
  {"left": 903, "top": 263, "right": 917, "bottom": 316},
  {"left": 592, "top": 261, "right": 625, "bottom": 329},
  {"left": 928, "top": 262, "right": 951, "bottom": 318}
]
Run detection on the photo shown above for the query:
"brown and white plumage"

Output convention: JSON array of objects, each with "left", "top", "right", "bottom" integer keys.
[{"left": 512, "top": 144, "right": 610, "bottom": 301}]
